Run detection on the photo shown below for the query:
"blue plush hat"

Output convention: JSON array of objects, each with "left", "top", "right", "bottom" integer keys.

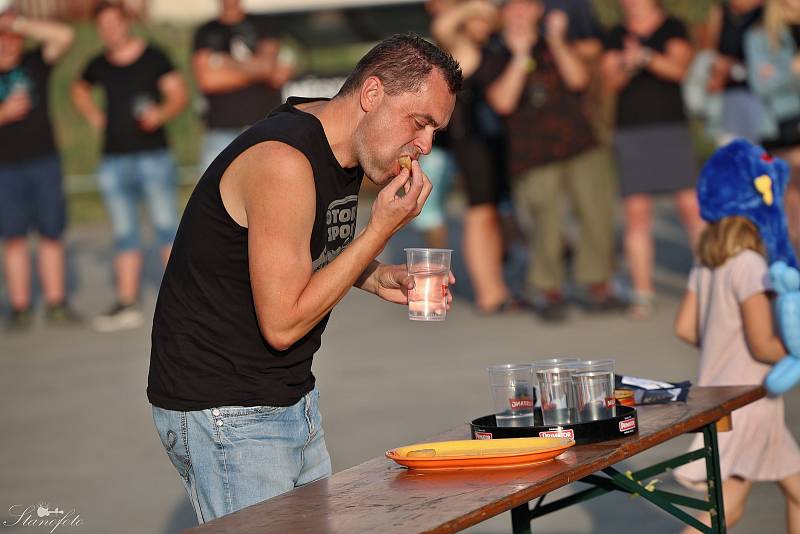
[{"left": 698, "top": 139, "right": 797, "bottom": 268}]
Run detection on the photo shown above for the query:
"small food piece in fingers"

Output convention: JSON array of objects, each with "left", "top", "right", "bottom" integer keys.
[{"left": 396, "top": 156, "right": 413, "bottom": 198}]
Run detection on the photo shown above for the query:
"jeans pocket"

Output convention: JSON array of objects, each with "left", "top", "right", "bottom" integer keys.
[{"left": 217, "top": 405, "right": 285, "bottom": 430}]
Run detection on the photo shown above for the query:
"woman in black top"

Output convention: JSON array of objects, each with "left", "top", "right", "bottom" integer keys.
[
  {"left": 431, "top": 0, "right": 517, "bottom": 314},
  {"left": 602, "top": 0, "right": 704, "bottom": 319}
]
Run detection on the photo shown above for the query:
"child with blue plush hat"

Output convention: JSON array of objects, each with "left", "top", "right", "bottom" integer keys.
[{"left": 672, "top": 139, "right": 800, "bottom": 532}]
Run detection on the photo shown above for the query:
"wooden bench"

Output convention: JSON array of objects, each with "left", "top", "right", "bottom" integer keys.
[{"left": 185, "top": 385, "right": 763, "bottom": 534}]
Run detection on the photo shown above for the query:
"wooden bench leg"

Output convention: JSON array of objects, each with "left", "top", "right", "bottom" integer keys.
[{"left": 510, "top": 502, "right": 532, "bottom": 534}]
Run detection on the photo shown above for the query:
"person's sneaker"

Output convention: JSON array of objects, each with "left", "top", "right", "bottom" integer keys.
[
  {"left": 535, "top": 292, "right": 568, "bottom": 323},
  {"left": 92, "top": 302, "right": 143, "bottom": 333},
  {"left": 45, "top": 301, "right": 84, "bottom": 326},
  {"left": 6, "top": 307, "right": 34, "bottom": 332}
]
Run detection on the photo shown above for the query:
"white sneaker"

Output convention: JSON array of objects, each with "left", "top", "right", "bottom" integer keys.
[{"left": 92, "top": 302, "right": 144, "bottom": 332}]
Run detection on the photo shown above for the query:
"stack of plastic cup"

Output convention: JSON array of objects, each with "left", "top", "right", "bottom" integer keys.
[
  {"left": 486, "top": 364, "right": 535, "bottom": 427},
  {"left": 573, "top": 359, "right": 616, "bottom": 421},
  {"left": 532, "top": 358, "right": 580, "bottom": 425}
]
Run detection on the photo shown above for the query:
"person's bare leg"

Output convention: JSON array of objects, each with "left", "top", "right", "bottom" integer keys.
[
  {"left": 38, "top": 237, "right": 65, "bottom": 306},
  {"left": 115, "top": 250, "right": 142, "bottom": 305},
  {"left": 786, "top": 184, "right": 800, "bottom": 252},
  {"left": 779, "top": 471, "right": 800, "bottom": 534},
  {"left": 423, "top": 225, "right": 448, "bottom": 250},
  {"left": 623, "top": 194, "right": 654, "bottom": 295},
  {"left": 463, "top": 204, "right": 510, "bottom": 311},
  {"left": 679, "top": 476, "right": 752, "bottom": 533},
  {"left": 160, "top": 244, "right": 172, "bottom": 268},
  {"left": 3, "top": 237, "right": 31, "bottom": 310},
  {"left": 674, "top": 187, "right": 705, "bottom": 252}
]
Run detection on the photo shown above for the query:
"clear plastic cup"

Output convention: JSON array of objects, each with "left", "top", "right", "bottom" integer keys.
[
  {"left": 487, "top": 364, "right": 534, "bottom": 427},
  {"left": 573, "top": 359, "right": 616, "bottom": 421},
  {"left": 532, "top": 358, "right": 580, "bottom": 420},
  {"left": 537, "top": 374, "right": 579, "bottom": 425},
  {"left": 405, "top": 248, "right": 452, "bottom": 321}
]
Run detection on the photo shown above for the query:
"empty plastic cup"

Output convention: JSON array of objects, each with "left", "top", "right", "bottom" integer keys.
[
  {"left": 405, "top": 248, "right": 452, "bottom": 321},
  {"left": 487, "top": 364, "right": 535, "bottom": 427}
]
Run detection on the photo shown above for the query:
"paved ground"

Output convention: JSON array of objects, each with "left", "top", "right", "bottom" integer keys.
[{"left": 1, "top": 196, "right": 798, "bottom": 534}]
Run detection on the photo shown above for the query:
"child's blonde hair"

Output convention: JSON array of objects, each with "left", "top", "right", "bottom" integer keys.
[{"left": 698, "top": 216, "right": 766, "bottom": 268}]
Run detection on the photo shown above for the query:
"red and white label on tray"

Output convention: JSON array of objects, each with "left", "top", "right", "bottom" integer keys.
[
  {"left": 619, "top": 418, "right": 637, "bottom": 433},
  {"left": 474, "top": 431, "right": 493, "bottom": 440},
  {"left": 539, "top": 428, "right": 575, "bottom": 440},
  {"left": 509, "top": 398, "right": 533, "bottom": 410}
]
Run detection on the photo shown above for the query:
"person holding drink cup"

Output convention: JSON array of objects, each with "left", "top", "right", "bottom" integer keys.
[
  {"left": 147, "top": 34, "right": 460, "bottom": 523},
  {"left": 71, "top": 2, "right": 189, "bottom": 332},
  {"left": 0, "top": 5, "right": 78, "bottom": 330}
]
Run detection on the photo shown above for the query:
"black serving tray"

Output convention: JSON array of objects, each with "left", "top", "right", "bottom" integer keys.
[{"left": 471, "top": 406, "right": 638, "bottom": 445}]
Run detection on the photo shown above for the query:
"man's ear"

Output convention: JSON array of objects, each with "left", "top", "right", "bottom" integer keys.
[{"left": 359, "top": 75, "right": 384, "bottom": 113}]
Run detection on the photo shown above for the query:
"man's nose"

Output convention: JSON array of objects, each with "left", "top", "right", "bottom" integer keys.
[{"left": 414, "top": 127, "right": 435, "bottom": 156}]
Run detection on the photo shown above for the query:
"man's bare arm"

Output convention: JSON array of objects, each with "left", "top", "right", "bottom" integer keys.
[{"left": 241, "top": 143, "right": 426, "bottom": 350}]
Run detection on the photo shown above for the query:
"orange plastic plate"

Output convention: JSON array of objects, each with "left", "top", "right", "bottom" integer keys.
[{"left": 386, "top": 437, "right": 575, "bottom": 470}]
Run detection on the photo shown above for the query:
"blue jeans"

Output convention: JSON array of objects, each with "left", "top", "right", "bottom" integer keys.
[
  {"left": 200, "top": 128, "right": 244, "bottom": 175},
  {"left": 151, "top": 388, "right": 331, "bottom": 524},
  {"left": 98, "top": 149, "right": 179, "bottom": 252}
]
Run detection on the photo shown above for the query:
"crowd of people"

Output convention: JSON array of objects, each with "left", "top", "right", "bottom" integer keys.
[{"left": 2, "top": 0, "right": 800, "bottom": 329}]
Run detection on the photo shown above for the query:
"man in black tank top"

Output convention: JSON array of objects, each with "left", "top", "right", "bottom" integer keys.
[{"left": 148, "top": 34, "right": 462, "bottom": 523}]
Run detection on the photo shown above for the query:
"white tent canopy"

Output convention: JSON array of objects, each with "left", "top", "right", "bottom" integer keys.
[{"left": 150, "top": 0, "right": 423, "bottom": 23}]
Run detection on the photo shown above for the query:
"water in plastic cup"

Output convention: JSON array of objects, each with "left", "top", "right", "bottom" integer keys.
[
  {"left": 532, "top": 358, "right": 580, "bottom": 422},
  {"left": 487, "top": 364, "right": 534, "bottom": 427},
  {"left": 405, "top": 248, "right": 452, "bottom": 321},
  {"left": 574, "top": 359, "right": 616, "bottom": 421},
  {"left": 537, "top": 374, "right": 579, "bottom": 425}
]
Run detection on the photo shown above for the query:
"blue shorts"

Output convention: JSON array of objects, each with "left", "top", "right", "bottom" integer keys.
[
  {"left": 0, "top": 154, "right": 66, "bottom": 240},
  {"left": 98, "top": 149, "right": 179, "bottom": 252}
]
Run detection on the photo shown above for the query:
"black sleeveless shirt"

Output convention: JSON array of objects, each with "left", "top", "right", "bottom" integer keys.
[{"left": 147, "top": 97, "right": 363, "bottom": 411}]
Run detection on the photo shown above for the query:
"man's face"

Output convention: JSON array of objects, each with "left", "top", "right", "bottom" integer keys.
[
  {"left": 221, "top": 0, "right": 242, "bottom": 11},
  {"left": 354, "top": 69, "right": 456, "bottom": 186},
  {"left": 96, "top": 7, "right": 130, "bottom": 51},
  {"left": 0, "top": 31, "right": 23, "bottom": 69},
  {"left": 501, "top": 0, "right": 542, "bottom": 31}
]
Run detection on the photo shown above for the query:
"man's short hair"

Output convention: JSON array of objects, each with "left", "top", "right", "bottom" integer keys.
[{"left": 337, "top": 33, "right": 462, "bottom": 97}]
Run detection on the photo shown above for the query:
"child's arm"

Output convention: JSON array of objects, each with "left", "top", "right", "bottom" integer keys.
[
  {"left": 741, "top": 292, "right": 788, "bottom": 364},
  {"left": 674, "top": 289, "right": 699, "bottom": 347}
]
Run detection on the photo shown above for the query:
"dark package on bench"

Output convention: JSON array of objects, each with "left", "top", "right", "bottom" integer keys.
[{"left": 616, "top": 375, "right": 691, "bottom": 405}]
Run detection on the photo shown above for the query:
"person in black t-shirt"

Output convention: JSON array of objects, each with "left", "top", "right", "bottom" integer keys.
[
  {"left": 71, "top": 2, "right": 189, "bottom": 333},
  {"left": 193, "top": 0, "right": 294, "bottom": 172},
  {"left": 148, "top": 34, "right": 461, "bottom": 523},
  {"left": 0, "top": 8, "right": 79, "bottom": 330},
  {"left": 602, "top": 0, "right": 705, "bottom": 320}
]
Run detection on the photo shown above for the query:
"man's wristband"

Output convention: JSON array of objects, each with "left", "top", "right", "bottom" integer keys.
[{"left": 513, "top": 55, "right": 536, "bottom": 74}]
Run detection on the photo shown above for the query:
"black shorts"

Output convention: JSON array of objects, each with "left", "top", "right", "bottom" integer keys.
[{"left": 452, "top": 135, "right": 510, "bottom": 206}]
